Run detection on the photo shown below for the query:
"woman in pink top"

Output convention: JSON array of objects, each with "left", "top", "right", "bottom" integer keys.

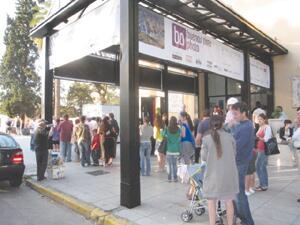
[{"left": 255, "top": 113, "right": 272, "bottom": 191}]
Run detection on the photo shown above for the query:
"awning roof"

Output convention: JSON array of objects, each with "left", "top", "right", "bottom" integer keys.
[
  {"left": 141, "top": 0, "right": 288, "bottom": 58},
  {"left": 31, "top": 0, "right": 288, "bottom": 60}
]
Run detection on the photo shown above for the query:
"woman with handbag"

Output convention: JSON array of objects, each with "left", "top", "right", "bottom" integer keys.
[{"left": 255, "top": 113, "right": 272, "bottom": 191}]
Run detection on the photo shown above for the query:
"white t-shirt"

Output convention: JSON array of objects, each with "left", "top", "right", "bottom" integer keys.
[{"left": 292, "top": 127, "right": 300, "bottom": 148}]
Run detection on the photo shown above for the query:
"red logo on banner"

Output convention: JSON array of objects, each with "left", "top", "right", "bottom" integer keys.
[{"left": 172, "top": 24, "right": 186, "bottom": 50}]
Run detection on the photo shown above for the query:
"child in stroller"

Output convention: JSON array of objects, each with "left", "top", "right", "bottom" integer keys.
[{"left": 181, "top": 163, "right": 228, "bottom": 225}]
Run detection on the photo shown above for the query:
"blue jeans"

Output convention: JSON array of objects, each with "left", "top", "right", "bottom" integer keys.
[
  {"left": 139, "top": 142, "right": 151, "bottom": 176},
  {"left": 60, "top": 141, "right": 72, "bottom": 162},
  {"left": 235, "top": 163, "right": 255, "bottom": 225},
  {"left": 256, "top": 151, "right": 268, "bottom": 188},
  {"left": 78, "top": 141, "right": 91, "bottom": 166},
  {"left": 166, "top": 155, "right": 178, "bottom": 181}
]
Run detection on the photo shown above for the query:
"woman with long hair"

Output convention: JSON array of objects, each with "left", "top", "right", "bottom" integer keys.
[
  {"left": 255, "top": 113, "right": 272, "bottom": 191},
  {"left": 139, "top": 116, "right": 153, "bottom": 176},
  {"left": 162, "top": 116, "right": 181, "bottom": 182},
  {"left": 179, "top": 111, "right": 195, "bottom": 164},
  {"left": 100, "top": 116, "right": 114, "bottom": 166},
  {"left": 201, "top": 115, "right": 238, "bottom": 225},
  {"left": 153, "top": 115, "right": 165, "bottom": 172}
]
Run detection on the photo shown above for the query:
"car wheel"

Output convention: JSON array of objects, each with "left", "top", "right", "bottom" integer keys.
[{"left": 9, "top": 178, "right": 23, "bottom": 187}]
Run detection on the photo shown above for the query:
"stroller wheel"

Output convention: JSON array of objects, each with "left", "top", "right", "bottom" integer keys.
[
  {"left": 216, "top": 217, "right": 224, "bottom": 225},
  {"left": 194, "top": 205, "right": 205, "bottom": 216},
  {"left": 181, "top": 211, "right": 193, "bottom": 222}
]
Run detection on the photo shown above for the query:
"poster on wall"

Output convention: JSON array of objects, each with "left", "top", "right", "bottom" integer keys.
[
  {"left": 168, "top": 93, "right": 183, "bottom": 113},
  {"left": 292, "top": 76, "right": 300, "bottom": 107},
  {"left": 138, "top": 6, "right": 244, "bottom": 81},
  {"left": 250, "top": 57, "right": 270, "bottom": 88}
]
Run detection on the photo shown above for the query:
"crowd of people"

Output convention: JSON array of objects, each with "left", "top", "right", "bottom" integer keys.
[
  {"left": 14, "top": 99, "right": 300, "bottom": 223},
  {"left": 32, "top": 113, "right": 119, "bottom": 181},
  {"left": 142, "top": 100, "right": 300, "bottom": 225}
]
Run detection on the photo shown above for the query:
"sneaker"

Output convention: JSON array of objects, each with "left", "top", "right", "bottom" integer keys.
[
  {"left": 245, "top": 191, "right": 251, "bottom": 196},
  {"left": 249, "top": 188, "right": 255, "bottom": 194}
]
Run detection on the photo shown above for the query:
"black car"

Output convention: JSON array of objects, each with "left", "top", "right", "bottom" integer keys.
[{"left": 0, "top": 132, "right": 25, "bottom": 187}]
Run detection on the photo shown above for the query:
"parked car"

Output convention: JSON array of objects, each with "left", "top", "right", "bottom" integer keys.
[{"left": 0, "top": 132, "right": 25, "bottom": 187}]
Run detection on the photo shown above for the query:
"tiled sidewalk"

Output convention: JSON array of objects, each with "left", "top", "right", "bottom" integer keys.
[{"left": 30, "top": 144, "right": 300, "bottom": 225}]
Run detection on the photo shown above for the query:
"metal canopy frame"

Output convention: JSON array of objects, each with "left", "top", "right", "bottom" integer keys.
[
  {"left": 140, "top": 0, "right": 288, "bottom": 60},
  {"left": 31, "top": 0, "right": 287, "bottom": 61}
]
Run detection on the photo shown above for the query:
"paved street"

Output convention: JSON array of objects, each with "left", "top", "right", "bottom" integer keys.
[
  {"left": 0, "top": 182, "right": 92, "bottom": 225},
  {"left": 7, "top": 135, "right": 300, "bottom": 225},
  {"left": 14, "top": 135, "right": 36, "bottom": 175}
]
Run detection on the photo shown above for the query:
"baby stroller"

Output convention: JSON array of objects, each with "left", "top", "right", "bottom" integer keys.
[
  {"left": 181, "top": 163, "right": 206, "bottom": 222},
  {"left": 181, "top": 163, "right": 227, "bottom": 225}
]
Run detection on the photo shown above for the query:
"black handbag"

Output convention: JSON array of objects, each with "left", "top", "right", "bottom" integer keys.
[
  {"left": 264, "top": 137, "right": 280, "bottom": 155},
  {"left": 157, "top": 138, "right": 167, "bottom": 154}
]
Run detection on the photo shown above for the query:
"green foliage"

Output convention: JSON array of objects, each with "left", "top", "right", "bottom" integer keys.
[
  {"left": 66, "top": 82, "right": 94, "bottom": 116},
  {"left": 271, "top": 106, "right": 282, "bottom": 119},
  {"left": 93, "top": 83, "right": 119, "bottom": 105},
  {"left": 0, "top": 0, "right": 41, "bottom": 117}
]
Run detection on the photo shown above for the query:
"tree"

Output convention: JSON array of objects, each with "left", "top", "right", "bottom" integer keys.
[
  {"left": 0, "top": 0, "right": 40, "bottom": 117},
  {"left": 66, "top": 82, "right": 94, "bottom": 116},
  {"left": 93, "top": 83, "right": 120, "bottom": 105}
]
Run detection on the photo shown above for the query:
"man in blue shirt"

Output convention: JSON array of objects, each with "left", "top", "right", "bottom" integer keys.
[{"left": 231, "top": 102, "right": 255, "bottom": 225}]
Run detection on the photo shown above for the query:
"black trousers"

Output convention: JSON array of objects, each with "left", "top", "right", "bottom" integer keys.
[
  {"left": 104, "top": 138, "right": 114, "bottom": 163},
  {"left": 35, "top": 150, "right": 48, "bottom": 180},
  {"left": 194, "top": 147, "right": 201, "bottom": 163}
]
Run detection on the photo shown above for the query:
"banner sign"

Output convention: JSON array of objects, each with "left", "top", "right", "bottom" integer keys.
[
  {"left": 292, "top": 76, "right": 300, "bottom": 107},
  {"left": 139, "top": 7, "right": 244, "bottom": 81},
  {"left": 250, "top": 57, "right": 270, "bottom": 88},
  {"left": 49, "top": 0, "right": 120, "bottom": 69}
]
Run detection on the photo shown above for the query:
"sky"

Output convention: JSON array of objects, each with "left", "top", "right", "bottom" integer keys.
[
  {"left": 0, "top": 0, "right": 16, "bottom": 58},
  {"left": 220, "top": 0, "right": 300, "bottom": 44}
]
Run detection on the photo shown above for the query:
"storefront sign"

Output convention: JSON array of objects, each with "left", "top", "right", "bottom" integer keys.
[
  {"left": 139, "top": 7, "right": 244, "bottom": 81},
  {"left": 250, "top": 57, "right": 270, "bottom": 88},
  {"left": 49, "top": 0, "right": 120, "bottom": 69}
]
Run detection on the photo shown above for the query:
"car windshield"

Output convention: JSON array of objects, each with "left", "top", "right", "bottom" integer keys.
[{"left": 0, "top": 135, "right": 19, "bottom": 148}]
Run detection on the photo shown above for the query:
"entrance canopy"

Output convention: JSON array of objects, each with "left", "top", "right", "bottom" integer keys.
[{"left": 31, "top": 0, "right": 287, "bottom": 63}]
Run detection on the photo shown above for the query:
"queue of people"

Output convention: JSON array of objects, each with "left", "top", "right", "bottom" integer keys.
[{"left": 31, "top": 113, "right": 120, "bottom": 181}]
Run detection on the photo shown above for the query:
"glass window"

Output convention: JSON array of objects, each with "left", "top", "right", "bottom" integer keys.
[
  {"left": 251, "top": 94, "right": 267, "bottom": 111},
  {"left": 250, "top": 85, "right": 267, "bottom": 93},
  {"left": 208, "top": 74, "right": 225, "bottom": 96},
  {"left": 0, "top": 135, "right": 19, "bottom": 148},
  {"left": 227, "top": 79, "right": 242, "bottom": 95},
  {"left": 209, "top": 96, "right": 226, "bottom": 112}
]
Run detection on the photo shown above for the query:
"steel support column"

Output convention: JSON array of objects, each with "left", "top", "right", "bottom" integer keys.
[
  {"left": 119, "top": 0, "right": 141, "bottom": 208},
  {"left": 241, "top": 50, "right": 251, "bottom": 107},
  {"left": 162, "top": 64, "right": 169, "bottom": 116},
  {"left": 43, "top": 36, "right": 53, "bottom": 123}
]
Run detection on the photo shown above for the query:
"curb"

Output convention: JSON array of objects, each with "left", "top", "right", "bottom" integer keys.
[{"left": 25, "top": 179, "right": 134, "bottom": 225}]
